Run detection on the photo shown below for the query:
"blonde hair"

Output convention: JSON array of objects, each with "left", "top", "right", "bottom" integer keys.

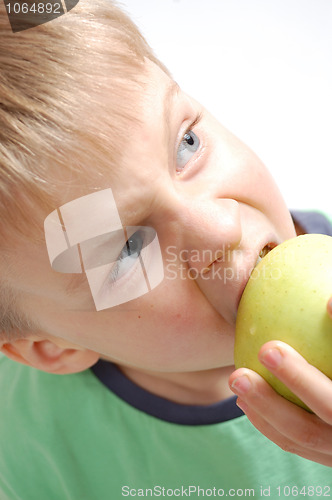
[{"left": 0, "top": 0, "right": 169, "bottom": 340}]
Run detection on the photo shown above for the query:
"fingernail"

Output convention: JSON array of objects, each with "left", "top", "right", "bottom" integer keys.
[
  {"left": 236, "top": 398, "right": 248, "bottom": 413},
  {"left": 231, "top": 375, "right": 251, "bottom": 395},
  {"left": 327, "top": 297, "right": 332, "bottom": 314},
  {"left": 260, "top": 347, "right": 283, "bottom": 369}
]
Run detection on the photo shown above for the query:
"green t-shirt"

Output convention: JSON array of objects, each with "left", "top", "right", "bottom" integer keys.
[
  {"left": 1, "top": 210, "right": 331, "bottom": 499},
  {"left": 0, "top": 354, "right": 331, "bottom": 500}
]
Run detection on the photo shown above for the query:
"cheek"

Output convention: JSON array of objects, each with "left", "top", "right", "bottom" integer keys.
[
  {"left": 137, "top": 282, "right": 224, "bottom": 348},
  {"left": 139, "top": 279, "right": 207, "bottom": 331},
  {"left": 138, "top": 294, "right": 234, "bottom": 371}
]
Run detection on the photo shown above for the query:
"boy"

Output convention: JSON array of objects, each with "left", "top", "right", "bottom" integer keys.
[{"left": 0, "top": 1, "right": 332, "bottom": 498}]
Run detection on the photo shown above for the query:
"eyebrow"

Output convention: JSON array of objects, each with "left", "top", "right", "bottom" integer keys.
[{"left": 163, "top": 80, "right": 180, "bottom": 145}]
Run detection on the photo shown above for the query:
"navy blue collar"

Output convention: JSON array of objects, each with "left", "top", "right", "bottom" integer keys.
[{"left": 91, "top": 361, "right": 243, "bottom": 426}]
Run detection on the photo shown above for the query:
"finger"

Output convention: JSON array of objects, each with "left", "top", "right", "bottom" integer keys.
[
  {"left": 327, "top": 296, "right": 332, "bottom": 317},
  {"left": 258, "top": 341, "right": 332, "bottom": 423},
  {"left": 229, "top": 368, "right": 332, "bottom": 455},
  {"left": 236, "top": 397, "right": 332, "bottom": 467}
]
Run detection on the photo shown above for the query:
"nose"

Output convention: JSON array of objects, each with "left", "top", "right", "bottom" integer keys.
[{"left": 179, "top": 198, "right": 242, "bottom": 274}]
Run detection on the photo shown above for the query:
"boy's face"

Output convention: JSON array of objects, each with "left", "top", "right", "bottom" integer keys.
[{"left": 3, "top": 61, "right": 296, "bottom": 373}]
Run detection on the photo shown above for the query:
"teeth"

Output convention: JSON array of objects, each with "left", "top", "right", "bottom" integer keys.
[
  {"left": 255, "top": 244, "right": 273, "bottom": 268},
  {"left": 259, "top": 245, "right": 271, "bottom": 259}
]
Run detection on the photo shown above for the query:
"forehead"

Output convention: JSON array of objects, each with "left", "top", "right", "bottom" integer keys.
[
  {"left": 16, "top": 65, "right": 176, "bottom": 293},
  {"left": 94, "top": 64, "right": 179, "bottom": 225},
  {"left": 57, "top": 61, "right": 178, "bottom": 220},
  {"left": 0, "top": 63, "right": 181, "bottom": 313}
]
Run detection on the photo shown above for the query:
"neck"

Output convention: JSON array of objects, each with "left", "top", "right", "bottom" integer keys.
[{"left": 114, "top": 364, "right": 235, "bottom": 405}]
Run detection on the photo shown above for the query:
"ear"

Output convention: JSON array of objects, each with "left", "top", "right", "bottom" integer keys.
[{"left": 0, "top": 336, "right": 100, "bottom": 374}]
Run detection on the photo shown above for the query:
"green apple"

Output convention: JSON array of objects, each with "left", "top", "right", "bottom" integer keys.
[{"left": 234, "top": 233, "right": 332, "bottom": 410}]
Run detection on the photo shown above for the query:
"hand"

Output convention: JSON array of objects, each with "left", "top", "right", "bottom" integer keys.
[{"left": 229, "top": 297, "right": 332, "bottom": 467}]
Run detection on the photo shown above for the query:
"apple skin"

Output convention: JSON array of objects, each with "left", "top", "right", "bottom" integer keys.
[{"left": 234, "top": 234, "right": 332, "bottom": 410}]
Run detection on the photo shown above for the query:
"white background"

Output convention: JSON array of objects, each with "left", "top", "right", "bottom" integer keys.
[{"left": 119, "top": 0, "right": 332, "bottom": 215}]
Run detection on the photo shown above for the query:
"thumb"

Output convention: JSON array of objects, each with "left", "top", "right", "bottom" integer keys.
[{"left": 327, "top": 296, "right": 332, "bottom": 317}]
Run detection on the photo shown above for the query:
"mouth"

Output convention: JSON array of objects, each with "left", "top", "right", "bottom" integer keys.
[{"left": 254, "top": 242, "right": 276, "bottom": 268}]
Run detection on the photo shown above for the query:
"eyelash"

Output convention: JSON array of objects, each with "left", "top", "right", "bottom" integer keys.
[
  {"left": 106, "top": 230, "right": 145, "bottom": 288},
  {"left": 183, "top": 112, "right": 203, "bottom": 142},
  {"left": 176, "top": 112, "right": 203, "bottom": 173},
  {"left": 189, "top": 112, "right": 202, "bottom": 129}
]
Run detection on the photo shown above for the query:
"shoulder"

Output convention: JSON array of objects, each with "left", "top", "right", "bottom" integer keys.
[{"left": 291, "top": 210, "right": 332, "bottom": 236}]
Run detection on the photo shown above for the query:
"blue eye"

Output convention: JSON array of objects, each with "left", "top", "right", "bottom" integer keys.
[
  {"left": 109, "top": 230, "right": 144, "bottom": 284},
  {"left": 176, "top": 130, "right": 200, "bottom": 172}
]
